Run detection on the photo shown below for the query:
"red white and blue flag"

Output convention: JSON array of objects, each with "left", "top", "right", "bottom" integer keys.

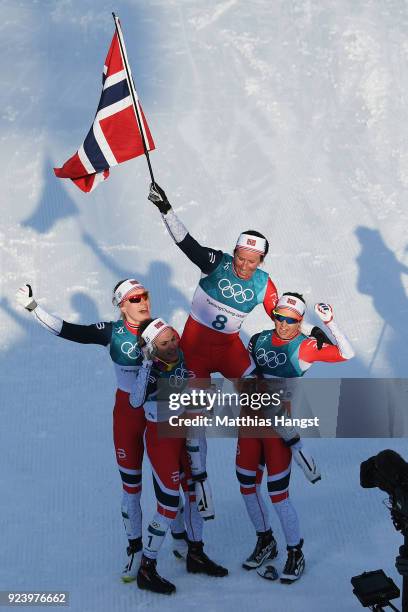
[{"left": 54, "top": 21, "right": 155, "bottom": 192}]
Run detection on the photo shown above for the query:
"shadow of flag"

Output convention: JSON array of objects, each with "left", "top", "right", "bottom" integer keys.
[{"left": 21, "top": 157, "right": 79, "bottom": 233}]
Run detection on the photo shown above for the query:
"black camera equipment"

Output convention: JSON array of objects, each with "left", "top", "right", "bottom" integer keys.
[
  {"left": 351, "top": 570, "right": 399, "bottom": 610},
  {"left": 351, "top": 450, "right": 408, "bottom": 611}
]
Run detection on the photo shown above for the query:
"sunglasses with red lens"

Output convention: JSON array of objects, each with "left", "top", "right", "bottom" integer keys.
[
  {"left": 127, "top": 292, "right": 149, "bottom": 304},
  {"left": 273, "top": 312, "right": 300, "bottom": 325}
]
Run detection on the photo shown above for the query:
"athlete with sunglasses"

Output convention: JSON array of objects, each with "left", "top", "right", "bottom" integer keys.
[
  {"left": 236, "top": 292, "right": 354, "bottom": 582},
  {"left": 15, "top": 280, "right": 186, "bottom": 582}
]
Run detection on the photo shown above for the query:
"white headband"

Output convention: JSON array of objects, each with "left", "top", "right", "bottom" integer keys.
[
  {"left": 275, "top": 295, "right": 306, "bottom": 318},
  {"left": 236, "top": 233, "right": 266, "bottom": 255},
  {"left": 112, "top": 279, "right": 145, "bottom": 307},
  {"left": 141, "top": 318, "right": 170, "bottom": 346}
]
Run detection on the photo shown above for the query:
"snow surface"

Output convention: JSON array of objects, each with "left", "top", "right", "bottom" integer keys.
[{"left": 1, "top": 1, "right": 408, "bottom": 610}]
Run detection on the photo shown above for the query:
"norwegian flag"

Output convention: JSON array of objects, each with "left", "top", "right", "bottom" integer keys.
[{"left": 54, "top": 21, "right": 155, "bottom": 192}]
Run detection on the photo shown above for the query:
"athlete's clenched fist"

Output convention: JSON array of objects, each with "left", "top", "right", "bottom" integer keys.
[
  {"left": 314, "top": 303, "right": 334, "bottom": 324},
  {"left": 148, "top": 182, "right": 171, "bottom": 214}
]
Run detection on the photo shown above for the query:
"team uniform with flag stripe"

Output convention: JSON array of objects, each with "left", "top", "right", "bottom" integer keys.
[
  {"left": 130, "top": 349, "right": 203, "bottom": 561},
  {"left": 237, "top": 321, "right": 354, "bottom": 552},
  {"left": 28, "top": 307, "right": 146, "bottom": 542},
  {"left": 159, "top": 209, "right": 279, "bottom": 379}
]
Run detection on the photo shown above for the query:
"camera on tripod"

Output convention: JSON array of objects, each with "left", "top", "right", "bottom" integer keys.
[{"left": 351, "top": 450, "right": 408, "bottom": 611}]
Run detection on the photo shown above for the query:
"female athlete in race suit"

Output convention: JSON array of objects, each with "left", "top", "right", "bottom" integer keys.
[
  {"left": 236, "top": 293, "right": 354, "bottom": 582},
  {"left": 15, "top": 280, "right": 185, "bottom": 582},
  {"left": 130, "top": 317, "right": 228, "bottom": 595},
  {"left": 146, "top": 184, "right": 331, "bottom": 485},
  {"left": 147, "top": 183, "right": 331, "bottom": 380}
]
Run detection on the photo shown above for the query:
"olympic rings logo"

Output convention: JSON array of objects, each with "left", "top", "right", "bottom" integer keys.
[
  {"left": 256, "top": 348, "right": 287, "bottom": 368},
  {"left": 120, "top": 341, "right": 141, "bottom": 360},
  {"left": 169, "top": 366, "right": 196, "bottom": 388},
  {"left": 218, "top": 278, "right": 254, "bottom": 304}
]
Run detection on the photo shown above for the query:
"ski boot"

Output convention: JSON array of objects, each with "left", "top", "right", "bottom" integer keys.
[
  {"left": 280, "top": 539, "right": 305, "bottom": 583},
  {"left": 136, "top": 555, "right": 176, "bottom": 594},
  {"left": 243, "top": 529, "right": 278, "bottom": 570},
  {"left": 186, "top": 541, "right": 228, "bottom": 577}
]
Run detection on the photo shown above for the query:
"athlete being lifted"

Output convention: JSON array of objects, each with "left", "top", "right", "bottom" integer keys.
[
  {"left": 147, "top": 183, "right": 328, "bottom": 481},
  {"left": 147, "top": 183, "right": 331, "bottom": 380},
  {"left": 236, "top": 293, "right": 354, "bottom": 583}
]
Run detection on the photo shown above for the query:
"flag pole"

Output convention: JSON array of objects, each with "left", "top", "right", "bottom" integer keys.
[{"left": 112, "top": 12, "right": 155, "bottom": 184}]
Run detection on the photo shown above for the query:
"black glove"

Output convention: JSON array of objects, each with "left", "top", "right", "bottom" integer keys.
[
  {"left": 148, "top": 182, "right": 171, "bottom": 214},
  {"left": 310, "top": 326, "right": 333, "bottom": 350}
]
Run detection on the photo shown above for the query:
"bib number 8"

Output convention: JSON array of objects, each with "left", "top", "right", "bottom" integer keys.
[{"left": 212, "top": 314, "right": 228, "bottom": 330}]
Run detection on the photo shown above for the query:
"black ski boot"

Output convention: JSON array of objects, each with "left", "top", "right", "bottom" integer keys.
[
  {"left": 136, "top": 555, "right": 176, "bottom": 594},
  {"left": 280, "top": 538, "right": 305, "bottom": 583},
  {"left": 121, "top": 537, "right": 142, "bottom": 583},
  {"left": 243, "top": 528, "right": 278, "bottom": 570},
  {"left": 186, "top": 541, "right": 228, "bottom": 577}
]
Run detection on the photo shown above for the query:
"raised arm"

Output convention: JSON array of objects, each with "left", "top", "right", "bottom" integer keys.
[
  {"left": 299, "top": 303, "right": 354, "bottom": 365},
  {"left": 148, "top": 183, "right": 223, "bottom": 274},
  {"left": 16, "top": 284, "right": 112, "bottom": 346}
]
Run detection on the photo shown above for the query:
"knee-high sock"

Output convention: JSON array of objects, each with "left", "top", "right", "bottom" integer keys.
[
  {"left": 242, "top": 485, "right": 271, "bottom": 534},
  {"left": 183, "top": 493, "right": 203, "bottom": 542},
  {"left": 143, "top": 512, "right": 173, "bottom": 560},
  {"left": 272, "top": 498, "right": 300, "bottom": 547},
  {"left": 121, "top": 490, "right": 142, "bottom": 541}
]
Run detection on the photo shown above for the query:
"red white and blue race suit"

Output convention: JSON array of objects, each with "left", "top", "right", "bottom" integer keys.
[
  {"left": 30, "top": 306, "right": 151, "bottom": 544},
  {"left": 160, "top": 209, "right": 279, "bottom": 379},
  {"left": 130, "top": 350, "right": 203, "bottom": 560},
  {"left": 237, "top": 322, "right": 354, "bottom": 545}
]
